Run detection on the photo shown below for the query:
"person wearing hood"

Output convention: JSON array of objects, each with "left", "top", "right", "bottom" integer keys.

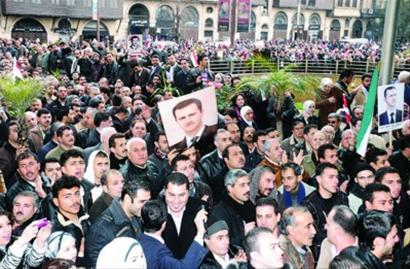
[
  {"left": 248, "top": 166, "right": 281, "bottom": 205},
  {"left": 96, "top": 237, "right": 147, "bottom": 269},
  {"left": 45, "top": 231, "right": 77, "bottom": 264},
  {"left": 238, "top": 106, "right": 258, "bottom": 132},
  {"left": 84, "top": 150, "right": 110, "bottom": 202},
  {"left": 315, "top": 77, "right": 343, "bottom": 127}
]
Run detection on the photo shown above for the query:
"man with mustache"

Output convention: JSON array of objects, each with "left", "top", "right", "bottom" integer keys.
[
  {"left": 108, "top": 133, "right": 127, "bottom": 170},
  {"left": 208, "top": 169, "right": 256, "bottom": 247},
  {"left": 278, "top": 206, "right": 316, "bottom": 269},
  {"left": 11, "top": 191, "right": 40, "bottom": 236},
  {"left": 46, "top": 125, "right": 83, "bottom": 161},
  {"left": 171, "top": 98, "right": 217, "bottom": 157},
  {"left": 29, "top": 108, "right": 52, "bottom": 153},
  {"left": 303, "top": 162, "right": 349, "bottom": 260},
  {"left": 51, "top": 175, "right": 90, "bottom": 267},
  {"left": 6, "top": 151, "right": 49, "bottom": 210}
]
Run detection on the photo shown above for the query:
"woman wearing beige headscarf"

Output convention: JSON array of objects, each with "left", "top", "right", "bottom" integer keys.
[{"left": 315, "top": 77, "right": 344, "bottom": 127}]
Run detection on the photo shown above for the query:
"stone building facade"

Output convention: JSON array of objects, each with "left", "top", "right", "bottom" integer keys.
[{"left": 0, "top": 0, "right": 386, "bottom": 42}]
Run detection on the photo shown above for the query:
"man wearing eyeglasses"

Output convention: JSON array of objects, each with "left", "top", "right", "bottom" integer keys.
[
  {"left": 327, "top": 113, "right": 342, "bottom": 145},
  {"left": 348, "top": 163, "right": 375, "bottom": 214}
]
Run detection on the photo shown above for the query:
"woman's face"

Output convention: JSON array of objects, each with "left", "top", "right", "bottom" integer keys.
[
  {"left": 307, "top": 103, "right": 316, "bottom": 115},
  {"left": 224, "top": 75, "right": 232, "bottom": 85},
  {"left": 56, "top": 238, "right": 77, "bottom": 262},
  {"left": 244, "top": 109, "right": 254, "bottom": 121},
  {"left": 0, "top": 215, "right": 12, "bottom": 246},
  {"left": 131, "top": 122, "right": 147, "bottom": 138},
  {"left": 324, "top": 84, "right": 332, "bottom": 93},
  {"left": 215, "top": 75, "right": 223, "bottom": 83},
  {"left": 236, "top": 95, "right": 245, "bottom": 108},
  {"left": 125, "top": 245, "right": 147, "bottom": 269}
]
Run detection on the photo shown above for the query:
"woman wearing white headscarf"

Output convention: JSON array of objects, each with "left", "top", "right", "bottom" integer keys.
[
  {"left": 84, "top": 150, "right": 110, "bottom": 201},
  {"left": 45, "top": 231, "right": 77, "bottom": 263},
  {"left": 96, "top": 237, "right": 147, "bottom": 269},
  {"left": 315, "top": 77, "right": 343, "bottom": 127},
  {"left": 296, "top": 100, "right": 320, "bottom": 127},
  {"left": 238, "top": 105, "right": 258, "bottom": 131}
]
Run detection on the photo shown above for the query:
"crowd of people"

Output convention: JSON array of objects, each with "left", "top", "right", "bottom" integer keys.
[{"left": 0, "top": 36, "right": 409, "bottom": 269}]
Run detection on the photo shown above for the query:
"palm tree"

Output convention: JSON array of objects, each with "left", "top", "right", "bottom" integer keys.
[
  {"left": 0, "top": 77, "right": 44, "bottom": 146},
  {"left": 237, "top": 55, "right": 319, "bottom": 99}
]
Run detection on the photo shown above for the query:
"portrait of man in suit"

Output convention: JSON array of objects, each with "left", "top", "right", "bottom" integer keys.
[
  {"left": 379, "top": 86, "right": 403, "bottom": 126},
  {"left": 171, "top": 98, "right": 217, "bottom": 152}
]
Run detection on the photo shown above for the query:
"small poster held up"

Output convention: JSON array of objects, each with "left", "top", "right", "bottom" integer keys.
[
  {"left": 378, "top": 83, "right": 405, "bottom": 133},
  {"left": 158, "top": 87, "right": 218, "bottom": 155}
]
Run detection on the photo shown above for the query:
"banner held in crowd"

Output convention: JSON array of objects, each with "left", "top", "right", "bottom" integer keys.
[
  {"left": 158, "top": 87, "right": 218, "bottom": 152},
  {"left": 377, "top": 83, "right": 405, "bottom": 133}
]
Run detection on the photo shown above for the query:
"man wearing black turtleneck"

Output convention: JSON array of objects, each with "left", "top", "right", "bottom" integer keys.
[
  {"left": 108, "top": 133, "right": 127, "bottom": 170},
  {"left": 303, "top": 162, "right": 349, "bottom": 260},
  {"left": 208, "top": 169, "right": 255, "bottom": 247}
]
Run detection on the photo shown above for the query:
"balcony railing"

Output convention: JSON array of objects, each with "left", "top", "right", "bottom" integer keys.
[{"left": 209, "top": 59, "right": 410, "bottom": 78}]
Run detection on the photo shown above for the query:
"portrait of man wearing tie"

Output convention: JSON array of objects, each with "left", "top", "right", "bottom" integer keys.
[
  {"left": 379, "top": 86, "right": 403, "bottom": 126},
  {"left": 170, "top": 98, "right": 217, "bottom": 155}
]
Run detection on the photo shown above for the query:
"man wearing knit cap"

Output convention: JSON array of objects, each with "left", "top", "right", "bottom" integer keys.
[
  {"left": 348, "top": 163, "right": 375, "bottom": 214},
  {"left": 200, "top": 220, "right": 246, "bottom": 268}
]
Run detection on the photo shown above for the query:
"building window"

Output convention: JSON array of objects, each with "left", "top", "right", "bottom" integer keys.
[
  {"left": 205, "top": 18, "right": 214, "bottom": 27},
  {"left": 338, "top": 0, "right": 343, "bottom": 6},
  {"left": 352, "top": 0, "right": 358, "bottom": 7},
  {"left": 204, "top": 30, "right": 213, "bottom": 37},
  {"left": 66, "top": 0, "right": 75, "bottom": 5},
  {"left": 345, "top": 18, "right": 350, "bottom": 27},
  {"left": 206, "top": 7, "right": 213, "bottom": 13},
  {"left": 308, "top": 0, "right": 315, "bottom": 6},
  {"left": 50, "top": 0, "right": 59, "bottom": 4},
  {"left": 301, "top": 0, "right": 306, "bottom": 5},
  {"left": 345, "top": 0, "right": 351, "bottom": 6},
  {"left": 344, "top": 29, "right": 349, "bottom": 37}
]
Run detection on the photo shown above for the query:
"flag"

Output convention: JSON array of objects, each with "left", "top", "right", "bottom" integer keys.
[
  {"left": 356, "top": 67, "right": 379, "bottom": 156},
  {"left": 190, "top": 50, "right": 198, "bottom": 67},
  {"left": 342, "top": 94, "right": 351, "bottom": 124}
]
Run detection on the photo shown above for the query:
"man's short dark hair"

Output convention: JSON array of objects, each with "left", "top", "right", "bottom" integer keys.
[
  {"left": 318, "top": 144, "right": 337, "bottom": 160},
  {"left": 172, "top": 98, "right": 202, "bottom": 119},
  {"left": 331, "top": 205, "right": 357, "bottom": 236},
  {"left": 222, "top": 144, "right": 240, "bottom": 160},
  {"left": 16, "top": 150, "right": 39, "bottom": 166},
  {"left": 108, "top": 133, "right": 126, "bottom": 148},
  {"left": 316, "top": 162, "right": 338, "bottom": 176},
  {"left": 398, "top": 135, "right": 410, "bottom": 151},
  {"left": 291, "top": 119, "right": 305, "bottom": 130},
  {"left": 364, "top": 183, "right": 391, "bottom": 204},
  {"left": 37, "top": 108, "right": 51, "bottom": 117},
  {"left": 252, "top": 130, "right": 267, "bottom": 143},
  {"left": 303, "top": 124, "right": 318, "bottom": 135},
  {"left": 383, "top": 86, "right": 397, "bottom": 98},
  {"left": 170, "top": 154, "right": 191, "bottom": 171},
  {"left": 121, "top": 179, "right": 151, "bottom": 201},
  {"left": 375, "top": 167, "right": 400, "bottom": 183},
  {"left": 362, "top": 74, "right": 372, "bottom": 81},
  {"left": 197, "top": 53, "right": 207, "bottom": 63},
  {"left": 339, "top": 69, "right": 354, "bottom": 80},
  {"left": 52, "top": 175, "right": 81, "bottom": 198},
  {"left": 244, "top": 227, "right": 272, "bottom": 257},
  {"left": 365, "top": 147, "right": 387, "bottom": 164},
  {"left": 255, "top": 197, "right": 279, "bottom": 215},
  {"left": 94, "top": 112, "right": 110, "bottom": 127},
  {"left": 164, "top": 172, "right": 189, "bottom": 190},
  {"left": 41, "top": 157, "right": 60, "bottom": 172},
  {"left": 224, "top": 109, "right": 238, "bottom": 121},
  {"left": 141, "top": 199, "right": 168, "bottom": 233},
  {"left": 56, "top": 125, "right": 72, "bottom": 137},
  {"left": 60, "top": 149, "right": 84, "bottom": 167},
  {"left": 153, "top": 131, "right": 166, "bottom": 144},
  {"left": 357, "top": 210, "right": 396, "bottom": 249}
]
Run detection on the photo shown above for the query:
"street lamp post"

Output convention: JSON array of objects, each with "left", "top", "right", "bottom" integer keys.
[
  {"left": 379, "top": 0, "right": 399, "bottom": 85},
  {"left": 230, "top": 0, "right": 237, "bottom": 48}
]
